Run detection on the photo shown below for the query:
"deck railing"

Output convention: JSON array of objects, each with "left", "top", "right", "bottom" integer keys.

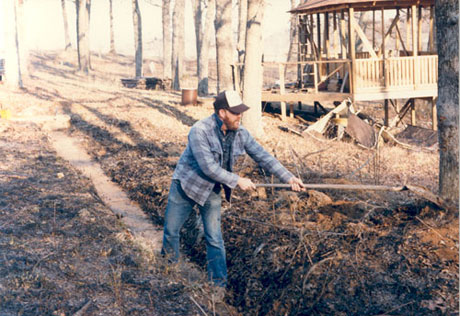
[{"left": 354, "top": 55, "right": 438, "bottom": 92}]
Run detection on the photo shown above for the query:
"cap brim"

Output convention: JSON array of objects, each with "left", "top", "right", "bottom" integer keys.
[{"left": 228, "top": 103, "right": 250, "bottom": 114}]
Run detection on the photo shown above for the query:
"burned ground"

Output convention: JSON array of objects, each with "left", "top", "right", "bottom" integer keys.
[{"left": 0, "top": 51, "right": 458, "bottom": 315}]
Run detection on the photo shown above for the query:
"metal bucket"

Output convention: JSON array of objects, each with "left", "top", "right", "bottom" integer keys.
[{"left": 181, "top": 88, "right": 197, "bottom": 106}]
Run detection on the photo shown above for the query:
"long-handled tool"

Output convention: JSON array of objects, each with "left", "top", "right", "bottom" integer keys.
[{"left": 255, "top": 183, "right": 450, "bottom": 211}]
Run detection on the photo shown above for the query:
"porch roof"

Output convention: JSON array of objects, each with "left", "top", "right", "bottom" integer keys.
[{"left": 291, "top": 0, "right": 435, "bottom": 14}]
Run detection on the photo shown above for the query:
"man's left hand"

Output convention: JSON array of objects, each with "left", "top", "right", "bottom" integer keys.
[{"left": 288, "top": 177, "right": 305, "bottom": 192}]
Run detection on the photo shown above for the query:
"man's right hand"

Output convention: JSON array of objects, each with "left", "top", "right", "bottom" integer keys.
[{"left": 237, "top": 177, "right": 256, "bottom": 191}]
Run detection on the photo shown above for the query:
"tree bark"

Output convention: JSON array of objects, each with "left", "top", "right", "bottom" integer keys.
[
  {"left": 214, "top": 0, "right": 234, "bottom": 92},
  {"left": 61, "top": 0, "right": 72, "bottom": 50},
  {"left": 4, "top": 0, "right": 24, "bottom": 88},
  {"left": 435, "top": 0, "right": 459, "bottom": 210},
  {"left": 76, "top": 0, "right": 91, "bottom": 74},
  {"left": 172, "top": 0, "right": 185, "bottom": 90},
  {"left": 237, "top": 0, "right": 248, "bottom": 64},
  {"left": 241, "top": 0, "right": 265, "bottom": 138},
  {"left": 193, "top": 0, "right": 215, "bottom": 96},
  {"left": 286, "top": 0, "right": 298, "bottom": 63},
  {"left": 132, "top": 0, "right": 143, "bottom": 78},
  {"left": 109, "top": 0, "right": 115, "bottom": 54},
  {"left": 162, "top": 0, "right": 172, "bottom": 79}
]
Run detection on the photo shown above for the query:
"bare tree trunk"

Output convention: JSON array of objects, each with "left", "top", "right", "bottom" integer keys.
[
  {"left": 286, "top": 0, "right": 298, "bottom": 63},
  {"left": 132, "top": 0, "right": 143, "bottom": 78},
  {"left": 172, "top": 0, "right": 185, "bottom": 90},
  {"left": 162, "top": 0, "right": 172, "bottom": 79},
  {"left": 193, "top": 0, "right": 215, "bottom": 96},
  {"left": 214, "top": 0, "right": 234, "bottom": 92},
  {"left": 76, "top": 0, "right": 91, "bottom": 74},
  {"left": 237, "top": 0, "right": 248, "bottom": 64},
  {"left": 4, "top": 0, "right": 23, "bottom": 88},
  {"left": 61, "top": 0, "right": 72, "bottom": 50},
  {"left": 236, "top": 0, "right": 247, "bottom": 91},
  {"left": 241, "top": 0, "right": 265, "bottom": 138},
  {"left": 109, "top": 0, "right": 115, "bottom": 54},
  {"left": 435, "top": 0, "right": 459, "bottom": 210}
]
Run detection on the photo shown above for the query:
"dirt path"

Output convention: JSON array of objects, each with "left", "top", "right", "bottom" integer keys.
[{"left": 49, "top": 131, "right": 163, "bottom": 254}]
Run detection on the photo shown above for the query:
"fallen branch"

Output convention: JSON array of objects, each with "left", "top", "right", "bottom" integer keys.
[
  {"left": 73, "top": 300, "right": 92, "bottom": 316},
  {"left": 189, "top": 295, "right": 208, "bottom": 316}
]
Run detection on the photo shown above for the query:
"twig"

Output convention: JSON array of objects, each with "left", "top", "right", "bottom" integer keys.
[
  {"left": 302, "top": 256, "right": 335, "bottom": 294},
  {"left": 73, "top": 300, "right": 92, "bottom": 316},
  {"left": 189, "top": 295, "right": 208, "bottom": 316},
  {"left": 371, "top": 300, "right": 415, "bottom": 316},
  {"left": 415, "top": 216, "right": 447, "bottom": 242}
]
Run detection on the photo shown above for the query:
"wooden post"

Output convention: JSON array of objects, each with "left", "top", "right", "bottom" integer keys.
[
  {"left": 289, "top": 103, "right": 294, "bottom": 118},
  {"left": 279, "top": 63, "right": 287, "bottom": 121},
  {"left": 384, "top": 99, "right": 389, "bottom": 126},
  {"left": 348, "top": 7, "right": 355, "bottom": 94},
  {"left": 395, "top": 9, "right": 400, "bottom": 54},
  {"left": 317, "top": 13, "right": 322, "bottom": 59},
  {"left": 411, "top": 5, "right": 418, "bottom": 56},
  {"left": 429, "top": 6, "right": 435, "bottom": 52},
  {"left": 431, "top": 97, "right": 437, "bottom": 131},
  {"left": 325, "top": 12, "right": 330, "bottom": 81},
  {"left": 418, "top": 6, "right": 422, "bottom": 53},
  {"left": 382, "top": 8, "right": 388, "bottom": 88},
  {"left": 297, "top": 15, "right": 308, "bottom": 89},
  {"left": 340, "top": 10, "right": 347, "bottom": 59},
  {"left": 411, "top": 98, "right": 416, "bottom": 126},
  {"left": 333, "top": 11, "right": 338, "bottom": 58},
  {"left": 406, "top": 7, "right": 411, "bottom": 53},
  {"left": 412, "top": 5, "right": 419, "bottom": 88},
  {"left": 372, "top": 10, "right": 375, "bottom": 50}
]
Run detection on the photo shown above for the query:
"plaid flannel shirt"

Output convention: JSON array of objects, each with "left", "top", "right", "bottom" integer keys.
[{"left": 172, "top": 114, "right": 293, "bottom": 206}]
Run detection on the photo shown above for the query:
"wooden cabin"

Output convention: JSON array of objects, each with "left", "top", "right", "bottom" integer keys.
[{"left": 235, "top": 0, "right": 438, "bottom": 129}]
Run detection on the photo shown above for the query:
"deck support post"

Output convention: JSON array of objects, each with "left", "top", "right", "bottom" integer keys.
[
  {"left": 279, "top": 63, "right": 287, "bottom": 121},
  {"left": 348, "top": 7, "right": 355, "bottom": 94},
  {"left": 289, "top": 103, "right": 294, "bottom": 118},
  {"left": 429, "top": 6, "right": 435, "bottom": 52},
  {"left": 410, "top": 98, "right": 416, "bottom": 126},
  {"left": 384, "top": 99, "right": 389, "bottom": 126},
  {"left": 431, "top": 97, "right": 438, "bottom": 131}
]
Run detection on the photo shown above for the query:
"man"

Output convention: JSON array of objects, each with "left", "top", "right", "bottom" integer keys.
[{"left": 161, "top": 90, "right": 304, "bottom": 289}]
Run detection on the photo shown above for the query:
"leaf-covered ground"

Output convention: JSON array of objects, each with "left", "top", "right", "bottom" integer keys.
[{"left": 0, "top": 50, "right": 457, "bottom": 315}]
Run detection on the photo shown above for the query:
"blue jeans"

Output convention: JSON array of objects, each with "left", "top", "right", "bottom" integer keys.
[{"left": 162, "top": 180, "right": 227, "bottom": 287}]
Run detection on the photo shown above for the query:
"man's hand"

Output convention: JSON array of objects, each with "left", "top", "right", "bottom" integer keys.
[
  {"left": 237, "top": 177, "right": 256, "bottom": 191},
  {"left": 288, "top": 176, "right": 305, "bottom": 192}
]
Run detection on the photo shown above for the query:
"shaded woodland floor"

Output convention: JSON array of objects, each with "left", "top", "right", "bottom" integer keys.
[{"left": 0, "top": 50, "right": 457, "bottom": 315}]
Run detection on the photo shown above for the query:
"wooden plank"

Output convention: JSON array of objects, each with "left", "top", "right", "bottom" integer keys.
[
  {"left": 351, "top": 17, "right": 378, "bottom": 59},
  {"left": 262, "top": 91, "right": 350, "bottom": 103}
]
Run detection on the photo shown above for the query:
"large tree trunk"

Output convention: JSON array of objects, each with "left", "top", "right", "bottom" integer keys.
[
  {"left": 162, "top": 0, "right": 172, "bottom": 79},
  {"left": 76, "top": 0, "right": 91, "bottom": 74},
  {"left": 435, "top": 0, "right": 459, "bottom": 210},
  {"left": 286, "top": 0, "right": 298, "bottom": 63},
  {"left": 172, "top": 0, "right": 185, "bottom": 90},
  {"left": 237, "top": 0, "right": 248, "bottom": 64},
  {"left": 132, "top": 0, "right": 143, "bottom": 78},
  {"left": 236, "top": 0, "right": 247, "bottom": 91},
  {"left": 4, "top": 0, "right": 24, "bottom": 88},
  {"left": 241, "top": 0, "right": 265, "bottom": 137},
  {"left": 61, "top": 0, "right": 72, "bottom": 50},
  {"left": 109, "top": 0, "right": 115, "bottom": 54},
  {"left": 193, "top": 0, "right": 215, "bottom": 96},
  {"left": 214, "top": 0, "right": 234, "bottom": 92}
]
